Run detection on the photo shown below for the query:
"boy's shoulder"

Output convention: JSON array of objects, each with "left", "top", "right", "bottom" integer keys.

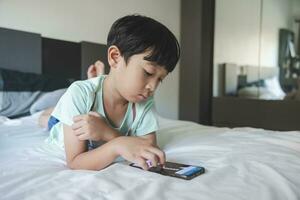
[{"left": 69, "top": 76, "right": 104, "bottom": 94}]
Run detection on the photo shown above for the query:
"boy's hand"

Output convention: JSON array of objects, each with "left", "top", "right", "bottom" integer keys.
[
  {"left": 72, "top": 111, "right": 113, "bottom": 141},
  {"left": 112, "top": 136, "right": 166, "bottom": 170}
]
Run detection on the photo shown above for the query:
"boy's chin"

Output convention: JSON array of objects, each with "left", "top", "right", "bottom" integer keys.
[
  {"left": 127, "top": 95, "right": 148, "bottom": 103},
  {"left": 123, "top": 93, "right": 151, "bottom": 103},
  {"left": 130, "top": 99, "right": 146, "bottom": 103}
]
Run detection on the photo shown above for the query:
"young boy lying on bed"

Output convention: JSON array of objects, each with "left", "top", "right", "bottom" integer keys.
[{"left": 43, "top": 15, "right": 180, "bottom": 171}]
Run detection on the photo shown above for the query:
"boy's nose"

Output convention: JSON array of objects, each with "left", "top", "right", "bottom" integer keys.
[
  {"left": 146, "top": 80, "right": 159, "bottom": 92},
  {"left": 145, "top": 84, "right": 153, "bottom": 92}
]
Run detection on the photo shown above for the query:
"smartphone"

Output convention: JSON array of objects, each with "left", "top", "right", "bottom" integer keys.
[{"left": 129, "top": 161, "right": 205, "bottom": 180}]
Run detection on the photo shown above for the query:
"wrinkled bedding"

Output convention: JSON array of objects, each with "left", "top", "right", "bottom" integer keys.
[{"left": 0, "top": 113, "right": 300, "bottom": 200}]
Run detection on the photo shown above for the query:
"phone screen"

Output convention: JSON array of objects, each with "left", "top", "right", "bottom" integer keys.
[{"left": 130, "top": 161, "right": 205, "bottom": 180}]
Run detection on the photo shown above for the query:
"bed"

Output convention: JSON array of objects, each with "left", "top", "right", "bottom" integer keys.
[
  {"left": 1, "top": 27, "right": 300, "bottom": 200},
  {"left": 1, "top": 113, "right": 300, "bottom": 200},
  {"left": 220, "top": 63, "right": 285, "bottom": 100}
]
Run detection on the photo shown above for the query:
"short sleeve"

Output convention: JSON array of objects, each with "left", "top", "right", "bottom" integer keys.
[
  {"left": 51, "top": 81, "right": 92, "bottom": 126},
  {"left": 134, "top": 98, "right": 159, "bottom": 136}
]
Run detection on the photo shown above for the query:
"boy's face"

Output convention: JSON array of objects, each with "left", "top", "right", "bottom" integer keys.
[{"left": 114, "top": 51, "right": 168, "bottom": 103}]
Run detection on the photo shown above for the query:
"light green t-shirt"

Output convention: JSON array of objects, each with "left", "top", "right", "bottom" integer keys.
[{"left": 46, "top": 75, "right": 159, "bottom": 149}]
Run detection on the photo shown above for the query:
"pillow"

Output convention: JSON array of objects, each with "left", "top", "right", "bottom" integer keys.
[
  {"left": 0, "top": 90, "right": 42, "bottom": 118},
  {"left": 30, "top": 88, "right": 67, "bottom": 114},
  {"left": 0, "top": 68, "right": 71, "bottom": 118},
  {"left": 264, "top": 76, "right": 285, "bottom": 99}
]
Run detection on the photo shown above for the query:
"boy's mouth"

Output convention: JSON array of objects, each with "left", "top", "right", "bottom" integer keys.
[{"left": 138, "top": 94, "right": 148, "bottom": 100}]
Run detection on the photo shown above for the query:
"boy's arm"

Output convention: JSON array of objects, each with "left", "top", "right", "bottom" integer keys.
[
  {"left": 64, "top": 124, "right": 165, "bottom": 170},
  {"left": 71, "top": 112, "right": 158, "bottom": 145},
  {"left": 64, "top": 124, "right": 118, "bottom": 170}
]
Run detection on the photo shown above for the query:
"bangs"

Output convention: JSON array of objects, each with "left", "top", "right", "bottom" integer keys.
[{"left": 107, "top": 15, "right": 180, "bottom": 72}]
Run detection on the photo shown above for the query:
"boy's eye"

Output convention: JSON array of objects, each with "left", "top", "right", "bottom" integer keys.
[{"left": 144, "top": 70, "right": 153, "bottom": 76}]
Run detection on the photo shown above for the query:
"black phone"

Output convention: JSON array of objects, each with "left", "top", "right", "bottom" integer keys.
[{"left": 130, "top": 161, "right": 205, "bottom": 180}]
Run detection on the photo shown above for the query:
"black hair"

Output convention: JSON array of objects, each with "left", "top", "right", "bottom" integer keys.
[{"left": 107, "top": 15, "right": 180, "bottom": 72}]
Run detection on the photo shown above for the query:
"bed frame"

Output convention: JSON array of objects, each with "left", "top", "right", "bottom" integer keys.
[{"left": 0, "top": 27, "right": 108, "bottom": 80}]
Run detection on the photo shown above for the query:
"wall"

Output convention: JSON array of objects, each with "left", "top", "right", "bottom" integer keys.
[
  {"left": 260, "top": 0, "right": 293, "bottom": 67},
  {"left": 213, "top": 0, "right": 296, "bottom": 96},
  {"left": 213, "top": 0, "right": 261, "bottom": 96},
  {"left": 292, "top": 0, "right": 300, "bottom": 51},
  {"left": 0, "top": 0, "right": 181, "bottom": 119}
]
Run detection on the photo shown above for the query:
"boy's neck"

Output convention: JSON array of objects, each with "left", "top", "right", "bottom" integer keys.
[{"left": 103, "top": 75, "right": 129, "bottom": 108}]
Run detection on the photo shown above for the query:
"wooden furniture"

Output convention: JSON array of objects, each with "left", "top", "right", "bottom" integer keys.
[
  {"left": 179, "top": 0, "right": 215, "bottom": 125},
  {"left": 213, "top": 97, "right": 300, "bottom": 131}
]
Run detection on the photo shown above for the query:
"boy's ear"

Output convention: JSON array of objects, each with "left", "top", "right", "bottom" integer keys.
[{"left": 107, "top": 45, "right": 122, "bottom": 68}]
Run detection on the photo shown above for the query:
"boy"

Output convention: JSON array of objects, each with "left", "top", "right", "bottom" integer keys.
[{"left": 47, "top": 15, "right": 180, "bottom": 171}]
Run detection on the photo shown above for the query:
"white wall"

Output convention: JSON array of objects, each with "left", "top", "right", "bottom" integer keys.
[
  {"left": 260, "top": 0, "right": 293, "bottom": 67},
  {"left": 292, "top": 0, "right": 300, "bottom": 51},
  {"left": 214, "top": 0, "right": 261, "bottom": 96},
  {"left": 0, "top": 0, "right": 181, "bottom": 119},
  {"left": 292, "top": 0, "right": 300, "bottom": 19}
]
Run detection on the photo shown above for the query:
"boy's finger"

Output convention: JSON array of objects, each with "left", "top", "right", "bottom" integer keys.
[
  {"left": 135, "top": 157, "right": 148, "bottom": 171},
  {"left": 147, "top": 147, "right": 166, "bottom": 165},
  {"left": 71, "top": 121, "right": 84, "bottom": 130},
  {"left": 73, "top": 127, "right": 85, "bottom": 136},
  {"left": 78, "top": 133, "right": 88, "bottom": 141},
  {"left": 73, "top": 115, "right": 85, "bottom": 122},
  {"left": 141, "top": 150, "right": 158, "bottom": 167}
]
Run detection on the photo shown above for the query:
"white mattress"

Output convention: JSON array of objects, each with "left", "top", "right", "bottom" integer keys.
[{"left": 1, "top": 113, "right": 300, "bottom": 200}]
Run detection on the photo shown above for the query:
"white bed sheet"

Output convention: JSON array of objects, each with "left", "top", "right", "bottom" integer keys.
[{"left": 0, "top": 113, "right": 300, "bottom": 200}]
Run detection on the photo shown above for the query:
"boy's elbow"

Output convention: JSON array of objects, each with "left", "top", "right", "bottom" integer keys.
[
  {"left": 66, "top": 159, "right": 103, "bottom": 171},
  {"left": 66, "top": 158, "right": 83, "bottom": 170},
  {"left": 66, "top": 159, "right": 77, "bottom": 170}
]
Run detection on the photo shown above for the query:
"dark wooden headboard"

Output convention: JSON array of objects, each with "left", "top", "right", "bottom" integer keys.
[{"left": 0, "top": 27, "right": 108, "bottom": 81}]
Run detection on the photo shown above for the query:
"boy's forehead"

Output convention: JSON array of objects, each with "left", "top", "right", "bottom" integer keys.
[
  {"left": 143, "top": 60, "right": 157, "bottom": 67},
  {"left": 140, "top": 57, "right": 159, "bottom": 67},
  {"left": 143, "top": 60, "right": 165, "bottom": 70},
  {"left": 131, "top": 53, "right": 168, "bottom": 74}
]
